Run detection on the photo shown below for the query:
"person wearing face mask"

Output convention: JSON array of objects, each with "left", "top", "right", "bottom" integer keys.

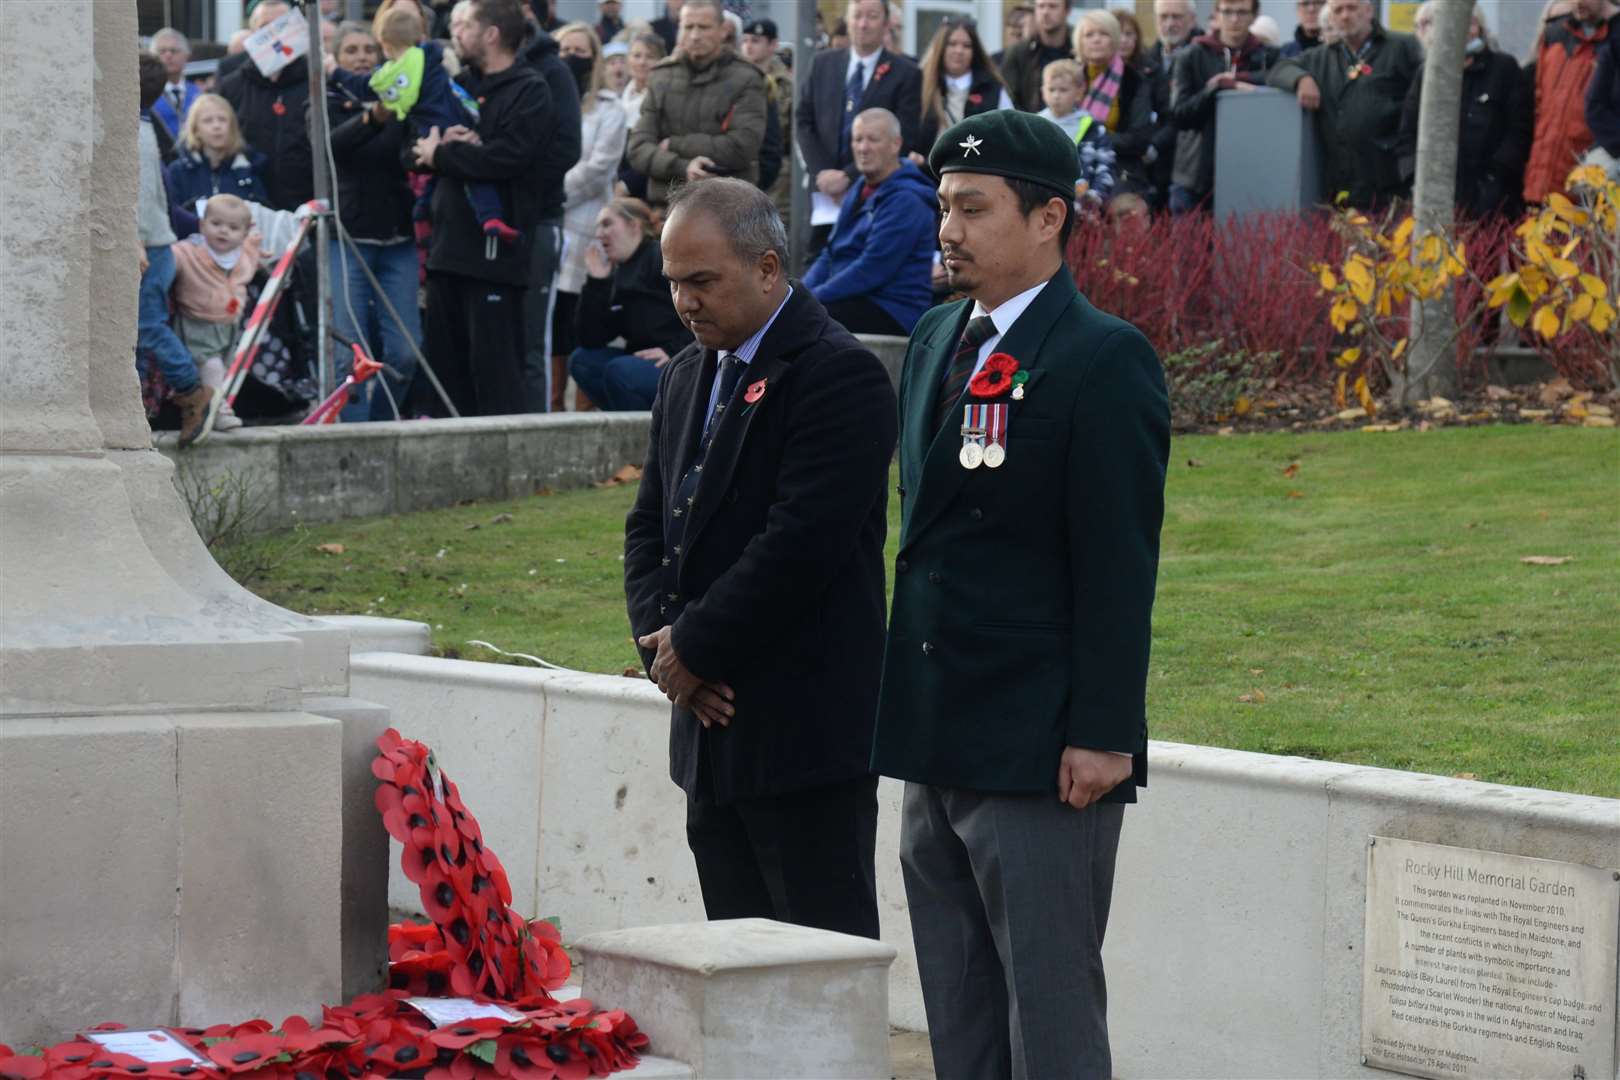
[
  {"left": 1524, "top": 0, "right": 1620, "bottom": 202},
  {"left": 165, "top": 93, "right": 271, "bottom": 223},
  {"left": 552, "top": 22, "right": 629, "bottom": 412},
  {"left": 1397, "top": 5, "right": 1527, "bottom": 219}
]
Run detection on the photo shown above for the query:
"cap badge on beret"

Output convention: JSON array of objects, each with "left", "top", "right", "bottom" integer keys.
[{"left": 958, "top": 134, "right": 984, "bottom": 157}]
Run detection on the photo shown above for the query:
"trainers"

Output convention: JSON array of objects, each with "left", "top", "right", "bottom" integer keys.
[
  {"left": 214, "top": 406, "right": 244, "bottom": 432},
  {"left": 174, "top": 384, "right": 217, "bottom": 448}
]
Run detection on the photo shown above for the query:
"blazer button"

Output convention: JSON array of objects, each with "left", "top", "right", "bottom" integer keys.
[
  {"left": 921, "top": 641, "right": 935, "bottom": 657},
  {"left": 896, "top": 558, "right": 909, "bottom": 573},
  {"left": 927, "top": 572, "right": 942, "bottom": 584},
  {"left": 969, "top": 507, "right": 984, "bottom": 521},
  {"left": 897, "top": 484, "right": 906, "bottom": 497}
]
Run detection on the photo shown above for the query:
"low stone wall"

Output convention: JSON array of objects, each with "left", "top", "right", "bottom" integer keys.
[
  {"left": 157, "top": 413, "right": 652, "bottom": 532},
  {"left": 342, "top": 635, "right": 1619, "bottom": 1078}
]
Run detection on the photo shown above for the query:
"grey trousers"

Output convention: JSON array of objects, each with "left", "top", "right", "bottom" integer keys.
[
  {"left": 900, "top": 782, "right": 1125, "bottom": 1080},
  {"left": 521, "top": 220, "right": 563, "bottom": 412}
]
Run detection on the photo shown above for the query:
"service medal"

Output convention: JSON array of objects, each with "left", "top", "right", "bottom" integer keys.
[
  {"left": 960, "top": 402, "right": 988, "bottom": 470},
  {"left": 984, "top": 403, "right": 1008, "bottom": 468},
  {"left": 959, "top": 441, "right": 984, "bottom": 469}
]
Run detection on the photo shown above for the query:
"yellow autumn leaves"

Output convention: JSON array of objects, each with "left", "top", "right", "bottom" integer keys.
[{"left": 1485, "top": 166, "right": 1617, "bottom": 340}]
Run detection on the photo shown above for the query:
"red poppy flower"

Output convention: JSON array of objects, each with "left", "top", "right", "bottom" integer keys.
[
  {"left": 271, "top": 100, "right": 286, "bottom": 116},
  {"left": 744, "top": 378, "right": 767, "bottom": 404},
  {"left": 969, "top": 352, "right": 1019, "bottom": 398},
  {"left": 968, "top": 92, "right": 983, "bottom": 105},
  {"left": 0, "top": 1055, "right": 45, "bottom": 1080},
  {"left": 204, "top": 1033, "right": 285, "bottom": 1073},
  {"left": 874, "top": 61, "right": 891, "bottom": 82},
  {"left": 425, "top": 1018, "right": 510, "bottom": 1051}
]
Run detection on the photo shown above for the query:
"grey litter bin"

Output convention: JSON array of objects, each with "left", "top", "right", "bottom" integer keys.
[{"left": 1213, "top": 86, "right": 1323, "bottom": 218}]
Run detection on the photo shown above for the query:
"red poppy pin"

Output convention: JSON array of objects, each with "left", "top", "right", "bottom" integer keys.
[
  {"left": 967, "top": 92, "right": 984, "bottom": 105},
  {"left": 873, "top": 61, "right": 891, "bottom": 83},
  {"left": 744, "top": 378, "right": 767, "bottom": 404},
  {"left": 969, "top": 352, "right": 1018, "bottom": 398},
  {"left": 1347, "top": 61, "right": 1373, "bottom": 79},
  {"left": 271, "top": 99, "right": 286, "bottom": 116}
]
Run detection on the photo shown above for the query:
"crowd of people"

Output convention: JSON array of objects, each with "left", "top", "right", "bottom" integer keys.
[{"left": 136, "top": 0, "right": 1620, "bottom": 439}]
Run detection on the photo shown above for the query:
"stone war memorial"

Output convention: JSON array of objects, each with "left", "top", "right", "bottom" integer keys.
[{"left": 2, "top": 2, "right": 1618, "bottom": 1080}]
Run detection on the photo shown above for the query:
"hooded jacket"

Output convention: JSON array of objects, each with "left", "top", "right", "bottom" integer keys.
[
  {"left": 1169, "top": 33, "right": 1281, "bottom": 198},
  {"left": 1524, "top": 12, "right": 1618, "bottom": 202},
  {"left": 218, "top": 55, "right": 314, "bottom": 211},
  {"left": 1398, "top": 47, "right": 1528, "bottom": 218},
  {"left": 516, "top": 22, "right": 582, "bottom": 220},
  {"left": 1589, "top": 29, "right": 1620, "bottom": 156},
  {"left": 803, "top": 160, "right": 937, "bottom": 333},
  {"left": 414, "top": 61, "right": 552, "bottom": 285},
  {"left": 1268, "top": 24, "right": 1424, "bottom": 209},
  {"left": 164, "top": 146, "right": 272, "bottom": 216},
  {"left": 325, "top": 98, "right": 415, "bottom": 244},
  {"left": 626, "top": 46, "right": 767, "bottom": 203}
]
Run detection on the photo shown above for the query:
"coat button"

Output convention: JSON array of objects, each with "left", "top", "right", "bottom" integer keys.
[
  {"left": 921, "top": 641, "right": 935, "bottom": 656},
  {"left": 896, "top": 558, "right": 909, "bottom": 573},
  {"left": 969, "top": 507, "right": 984, "bottom": 521},
  {"left": 897, "top": 484, "right": 906, "bottom": 496},
  {"left": 928, "top": 572, "right": 942, "bottom": 584}
]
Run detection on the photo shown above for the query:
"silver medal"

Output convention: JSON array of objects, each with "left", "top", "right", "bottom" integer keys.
[
  {"left": 983, "top": 442, "right": 1006, "bottom": 469},
  {"left": 959, "top": 441, "right": 984, "bottom": 469}
]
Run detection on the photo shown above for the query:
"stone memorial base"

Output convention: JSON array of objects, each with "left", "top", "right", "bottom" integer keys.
[{"left": 578, "top": 919, "right": 898, "bottom": 1080}]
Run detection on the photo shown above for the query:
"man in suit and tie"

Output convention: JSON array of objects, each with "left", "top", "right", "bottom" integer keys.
[
  {"left": 623, "top": 178, "right": 898, "bottom": 939},
  {"left": 150, "top": 28, "right": 199, "bottom": 146},
  {"left": 796, "top": 0, "right": 923, "bottom": 237},
  {"left": 872, "top": 110, "right": 1170, "bottom": 1080}
]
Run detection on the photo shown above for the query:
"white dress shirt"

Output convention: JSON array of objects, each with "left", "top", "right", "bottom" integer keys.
[
  {"left": 845, "top": 48, "right": 880, "bottom": 93},
  {"left": 964, "top": 278, "right": 1049, "bottom": 379}
]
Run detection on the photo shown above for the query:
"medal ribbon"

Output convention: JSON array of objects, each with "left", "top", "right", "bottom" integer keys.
[{"left": 988, "top": 403, "right": 1006, "bottom": 451}]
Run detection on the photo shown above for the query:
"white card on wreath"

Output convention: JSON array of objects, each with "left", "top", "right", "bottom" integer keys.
[
  {"left": 404, "top": 997, "right": 525, "bottom": 1026},
  {"left": 84, "top": 1029, "right": 212, "bottom": 1066}
]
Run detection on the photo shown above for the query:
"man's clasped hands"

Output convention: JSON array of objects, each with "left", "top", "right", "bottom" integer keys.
[{"left": 638, "top": 626, "right": 737, "bottom": 729}]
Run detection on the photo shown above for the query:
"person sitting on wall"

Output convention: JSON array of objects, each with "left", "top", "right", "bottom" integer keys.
[
  {"left": 804, "top": 108, "right": 937, "bottom": 336},
  {"left": 568, "top": 197, "right": 690, "bottom": 410}
]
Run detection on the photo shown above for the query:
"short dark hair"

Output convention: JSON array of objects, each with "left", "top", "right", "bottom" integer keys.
[
  {"left": 470, "top": 0, "right": 527, "bottom": 52},
  {"left": 138, "top": 52, "right": 168, "bottom": 110},
  {"left": 666, "top": 177, "right": 787, "bottom": 266},
  {"left": 1006, "top": 176, "right": 1074, "bottom": 250}
]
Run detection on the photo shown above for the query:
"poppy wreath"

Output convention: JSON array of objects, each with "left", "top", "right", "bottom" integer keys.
[
  {"left": 0, "top": 730, "right": 647, "bottom": 1080},
  {"left": 968, "top": 352, "right": 1019, "bottom": 398}
]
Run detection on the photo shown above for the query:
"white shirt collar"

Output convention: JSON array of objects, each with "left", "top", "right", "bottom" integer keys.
[
  {"left": 167, "top": 79, "right": 186, "bottom": 93},
  {"left": 973, "top": 278, "right": 1050, "bottom": 339},
  {"left": 848, "top": 47, "right": 880, "bottom": 80},
  {"left": 709, "top": 287, "right": 794, "bottom": 418},
  {"left": 944, "top": 71, "right": 973, "bottom": 92}
]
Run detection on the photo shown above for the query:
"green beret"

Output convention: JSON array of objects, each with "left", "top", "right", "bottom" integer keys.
[{"left": 928, "top": 110, "right": 1079, "bottom": 199}]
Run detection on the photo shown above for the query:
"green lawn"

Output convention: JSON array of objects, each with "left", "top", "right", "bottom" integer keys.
[{"left": 224, "top": 425, "right": 1619, "bottom": 796}]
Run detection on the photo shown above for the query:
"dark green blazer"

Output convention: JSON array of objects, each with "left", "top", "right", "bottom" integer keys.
[{"left": 870, "top": 270, "right": 1170, "bottom": 801}]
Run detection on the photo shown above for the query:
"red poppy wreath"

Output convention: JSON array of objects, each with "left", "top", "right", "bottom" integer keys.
[
  {"left": 968, "top": 352, "right": 1019, "bottom": 398},
  {"left": 0, "top": 729, "right": 648, "bottom": 1080}
]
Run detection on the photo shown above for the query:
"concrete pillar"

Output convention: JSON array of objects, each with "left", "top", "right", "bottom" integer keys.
[{"left": 0, "top": 2, "right": 385, "bottom": 1042}]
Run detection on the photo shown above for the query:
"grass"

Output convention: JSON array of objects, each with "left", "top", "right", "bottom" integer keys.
[{"left": 223, "top": 425, "right": 1619, "bottom": 797}]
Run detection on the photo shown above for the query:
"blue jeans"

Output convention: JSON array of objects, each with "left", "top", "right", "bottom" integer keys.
[
  {"left": 330, "top": 237, "right": 422, "bottom": 421},
  {"left": 569, "top": 347, "right": 661, "bottom": 411},
  {"left": 1168, "top": 184, "right": 1207, "bottom": 216},
  {"left": 137, "top": 245, "right": 200, "bottom": 393}
]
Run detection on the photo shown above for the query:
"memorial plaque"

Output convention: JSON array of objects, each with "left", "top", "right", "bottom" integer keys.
[{"left": 1362, "top": 836, "right": 1619, "bottom": 1080}]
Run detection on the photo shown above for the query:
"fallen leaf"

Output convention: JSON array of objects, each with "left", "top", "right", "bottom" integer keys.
[
  {"left": 1287, "top": 490, "right": 1306, "bottom": 498},
  {"left": 1566, "top": 402, "right": 1589, "bottom": 420},
  {"left": 1186, "top": 458, "right": 1205, "bottom": 468},
  {"left": 1584, "top": 415, "right": 1616, "bottom": 427},
  {"left": 1237, "top": 689, "right": 1267, "bottom": 704},
  {"left": 316, "top": 543, "right": 346, "bottom": 555},
  {"left": 1282, "top": 461, "right": 1300, "bottom": 479},
  {"left": 490, "top": 513, "right": 514, "bottom": 524},
  {"left": 463, "top": 522, "right": 481, "bottom": 531},
  {"left": 1248, "top": 668, "right": 1265, "bottom": 675},
  {"left": 1361, "top": 423, "right": 1404, "bottom": 432},
  {"left": 621, "top": 667, "right": 643, "bottom": 679},
  {"left": 1519, "top": 555, "right": 1573, "bottom": 566},
  {"left": 1484, "top": 384, "right": 1514, "bottom": 400},
  {"left": 1519, "top": 408, "right": 1552, "bottom": 418},
  {"left": 1587, "top": 403, "right": 1613, "bottom": 417},
  {"left": 1421, "top": 396, "right": 1453, "bottom": 411},
  {"left": 1217, "top": 426, "right": 1235, "bottom": 436},
  {"left": 1335, "top": 407, "right": 1368, "bottom": 421},
  {"left": 1538, "top": 377, "right": 1573, "bottom": 405},
  {"left": 1453, "top": 772, "right": 1478, "bottom": 781}
]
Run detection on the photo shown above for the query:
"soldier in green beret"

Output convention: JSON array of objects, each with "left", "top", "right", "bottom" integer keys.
[{"left": 872, "top": 108, "right": 1169, "bottom": 1080}]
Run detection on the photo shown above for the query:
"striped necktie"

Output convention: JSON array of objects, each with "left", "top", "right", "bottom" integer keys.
[{"left": 935, "top": 315, "right": 998, "bottom": 430}]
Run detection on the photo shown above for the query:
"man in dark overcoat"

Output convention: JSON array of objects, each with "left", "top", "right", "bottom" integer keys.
[
  {"left": 624, "top": 178, "right": 897, "bottom": 939},
  {"left": 872, "top": 109, "right": 1170, "bottom": 1080}
]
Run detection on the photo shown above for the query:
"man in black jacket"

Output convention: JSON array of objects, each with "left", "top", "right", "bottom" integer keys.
[
  {"left": 516, "top": 4, "right": 582, "bottom": 413},
  {"left": 623, "top": 179, "right": 897, "bottom": 939},
  {"left": 998, "top": 0, "right": 1074, "bottom": 111},
  {"left": 411, "top": 0, "right": 551, "bottom": 416},
  {"left": 219, "top": 52, "right": 313, "bottom": 211},
  {"left": 1168, "top": 0, "right": 1280, "bottom": 213}
]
